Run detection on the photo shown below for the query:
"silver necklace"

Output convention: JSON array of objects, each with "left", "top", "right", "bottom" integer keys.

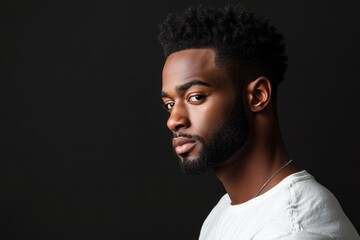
[{"left": 254, "top": 159, "right": 293, "bottom": 197}]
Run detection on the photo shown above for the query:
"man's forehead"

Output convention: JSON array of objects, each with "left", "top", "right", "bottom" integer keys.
[{"left": 162, "top": 48, "right": 218, "bottom": 79}]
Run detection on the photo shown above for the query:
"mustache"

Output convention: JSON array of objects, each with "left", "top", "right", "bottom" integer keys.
[{"left": 172, "top": 132, "right": 204, "bottom": 142}]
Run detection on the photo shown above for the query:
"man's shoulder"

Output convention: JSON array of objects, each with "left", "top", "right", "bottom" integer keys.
[
  {"left": 286, "top": 170, "right": 341, "bottom": 211},
  {"left": 283, "top": 170, "right": 360, "bottom": 239},
  {"left": 199, "top": 170, "right": 360, "bottom": 240}
]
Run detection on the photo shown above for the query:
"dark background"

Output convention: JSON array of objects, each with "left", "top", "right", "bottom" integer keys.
[{"left": 1, "top": 0, "right": 359, "bottom": 239}]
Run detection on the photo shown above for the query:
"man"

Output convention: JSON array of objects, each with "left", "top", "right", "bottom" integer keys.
[{"left": 158, "top": 4, "right": 359, "bottom": 240}]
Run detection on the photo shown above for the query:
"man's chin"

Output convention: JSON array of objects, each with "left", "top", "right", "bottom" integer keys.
[{"left": 179, "top": 157, "right": 213, "bottom": 175}]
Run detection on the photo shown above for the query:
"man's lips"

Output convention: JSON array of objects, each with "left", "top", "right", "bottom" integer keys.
[{"left": 172, "top": 137, "right": 197, "bottom": 155}]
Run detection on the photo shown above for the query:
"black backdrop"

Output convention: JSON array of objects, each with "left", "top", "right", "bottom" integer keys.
[{"left": 1, "top": 0, "right": 359, "bottom": 239}]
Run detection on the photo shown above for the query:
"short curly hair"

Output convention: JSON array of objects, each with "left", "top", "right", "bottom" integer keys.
[{"left": 158, "top": 4, "right": 287, "bottom": 87}]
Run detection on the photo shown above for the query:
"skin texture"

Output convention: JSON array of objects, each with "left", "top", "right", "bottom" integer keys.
[
  {"left": 161, "top": 49, "right": 248, "bottom": 174},
  {"left": 161, "top": 48, "right": 302, "bottom": 204}
]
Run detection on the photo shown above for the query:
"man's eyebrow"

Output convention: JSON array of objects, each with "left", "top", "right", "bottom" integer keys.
[
  {"left": 176, "top": 80, "right": 211, "bottom": 92},
  {"left": 161, "top": 92, "right": 168, "bottom": 98},
  {"left": 161, "top": 80, "right": 211, "bottom": 98}
]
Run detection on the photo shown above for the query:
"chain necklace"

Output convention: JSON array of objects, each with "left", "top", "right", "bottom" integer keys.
[{"left": 254, "top": 159, "right": 293, "bottom": 197}]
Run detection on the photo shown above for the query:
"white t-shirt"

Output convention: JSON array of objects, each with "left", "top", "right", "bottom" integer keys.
[{"left": 199, "top": 170, "right": 359, "bottom": 240}]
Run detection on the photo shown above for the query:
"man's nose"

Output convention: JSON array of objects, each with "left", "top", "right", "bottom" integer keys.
[{"left": 167, "top": 103, "right": 190, "bottom": 132}]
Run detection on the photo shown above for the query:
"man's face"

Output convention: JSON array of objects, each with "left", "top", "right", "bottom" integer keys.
[{"left": 161, "top": 49, "right": 248, "bottom": 174}]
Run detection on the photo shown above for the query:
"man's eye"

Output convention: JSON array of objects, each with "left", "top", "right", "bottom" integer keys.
[
  {"left": 163, "top": 102, "right": 174, "bottom": 110},
  {"left": 188, "top": 95, "right": 205, "bottom": 103}
]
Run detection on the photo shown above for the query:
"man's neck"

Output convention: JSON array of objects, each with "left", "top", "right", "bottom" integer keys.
[{"left": 214, "top": 120, "right": 301, "bottom": 205}]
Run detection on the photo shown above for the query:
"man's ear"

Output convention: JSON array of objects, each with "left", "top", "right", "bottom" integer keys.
[{"left": 246, "top": 76, "right": 272, "bottom": 112}]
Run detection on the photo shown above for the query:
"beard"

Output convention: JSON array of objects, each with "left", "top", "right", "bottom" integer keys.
[{"left": 175, "top": 99, "right": 249, "bottom": 175}]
